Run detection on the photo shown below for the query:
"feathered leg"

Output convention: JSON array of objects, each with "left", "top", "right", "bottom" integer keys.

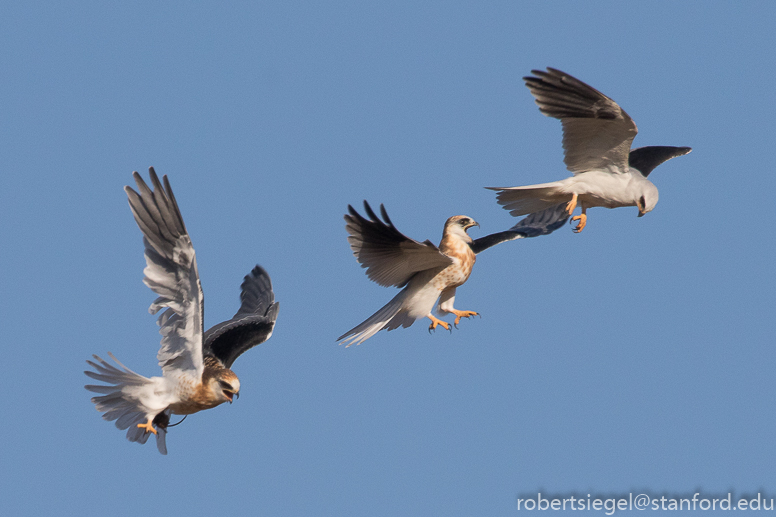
[
  {"left": 437, "top": 288, "right": 478, "bottom": 328},
  {"left": 566, "top": 192, "right": 578, "bottom": 215}
]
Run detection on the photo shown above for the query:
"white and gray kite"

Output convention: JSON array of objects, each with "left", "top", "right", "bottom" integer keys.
[
  {"left": 85, "top": 168, "right": 279, "bottom": 454},
  {"left": 488, "top": 67, "right": 691, "bottom": 232}
]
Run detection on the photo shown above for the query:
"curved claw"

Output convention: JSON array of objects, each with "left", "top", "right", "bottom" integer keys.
[
  {"left": 571, "top": 213, "right": 587, "bottom": 233},
  {"left": 427, "top": 315, "right": 451, "bottom": 334},
  {"left": 452, "top": 310, "right": 479, "bottom": 327}
]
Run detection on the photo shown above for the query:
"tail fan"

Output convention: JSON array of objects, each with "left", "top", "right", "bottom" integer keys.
[
  {"left": 486, "top": 181, "right": 566, "bottom": 217},
  {"left": 84, "top": 353, "right": 168, "bottom": 454},
  {"left": 337, "top": 288, "right": 412, "bottom": 347}
]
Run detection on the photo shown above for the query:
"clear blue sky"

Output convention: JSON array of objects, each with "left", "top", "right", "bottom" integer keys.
[{"left": 1, "top": 2, "right": 774, "bottom": 516}]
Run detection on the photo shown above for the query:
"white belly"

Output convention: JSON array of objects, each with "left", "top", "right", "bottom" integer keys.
[{"left": 570, "top": 171, "right": 644, "bottom": 209}]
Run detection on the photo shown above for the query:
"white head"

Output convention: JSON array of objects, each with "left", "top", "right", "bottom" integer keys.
[{"left": 637, "top": 182, "right": 659, "bottom": 217}]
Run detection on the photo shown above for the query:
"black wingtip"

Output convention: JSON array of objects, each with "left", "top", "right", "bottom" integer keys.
[
  {"left": 379, "top": 204, "right": 395, "bottom": 229},
  {"left": 362, "top": 200, "right": 379, "bottom": 222},
  {"left": 524, "top": 67, "right": 561, "bottom": 81},
  {"left": 249, "top": 264, "right": 268, "bottom": 277},
  {"left": 347, "top": 201, "right": 394, "bottom": 227},
  {"left": 628, "top": 145, "right": 692, "bottom": 177}
]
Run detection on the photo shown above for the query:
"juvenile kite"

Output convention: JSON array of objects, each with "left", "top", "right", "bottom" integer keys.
[
  {"left": 337, "top": 202, "right": 568, "bottom": 346},
  {"left": 85, "top": 168, "right": 279, "bottom": 454},
  {"left": 488, "top": 67, "right": 691, "bottom": 232}
]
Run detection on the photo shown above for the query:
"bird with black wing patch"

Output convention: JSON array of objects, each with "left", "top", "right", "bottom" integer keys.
[
  {"left": 488, "top": 67, "right": 691, "bottom": 232},
  {"left": 85, "top": 168, "right": 279, "bottom": 454},
  {"left": 337, "top": 202, "right": 569, "bottom": 346}
]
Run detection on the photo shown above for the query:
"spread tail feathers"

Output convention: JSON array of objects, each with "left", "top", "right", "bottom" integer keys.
[
  {"left": 337, "top": 288, "right": 414, "bottom": 347},
  {"left": 84, "top": 353, "right": 168, "bottom": 454},
  {"left": 486, "top": 181, "right": 566, "bottom": 217}
]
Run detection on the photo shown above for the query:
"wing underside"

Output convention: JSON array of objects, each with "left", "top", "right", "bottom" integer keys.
[
  {"left": 345, "top": 201, "right": 453, "bottom": 288},
  {"left": 203, "top": 265, "right": 279, "bottom": 369},
  {"left": 125, "top": 168, "right": 205, "bottom": 378},
  {"left": 524, "top": 67, "right": 638, "bottom": 174}
]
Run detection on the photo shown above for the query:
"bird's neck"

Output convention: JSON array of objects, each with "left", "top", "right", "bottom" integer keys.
[{"left": 439, "top": 232, "right": 474, "bottom": 257}]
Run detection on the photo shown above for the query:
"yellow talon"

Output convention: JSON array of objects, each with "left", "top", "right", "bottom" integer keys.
[
  {"left": 566, "top": 193, "right": 578, "bottom": 215},
  {"left": 427, "top": 315, "right": 451, "bottom": 332},
  {"left": 137, "top": 418, "right": 158, "bottom": 435},
  {"left": 451, "top": 310, "right": 479, "bottom": 326},
  {"left": 572, "top": 213, "right": 587, "bottom": 233}
]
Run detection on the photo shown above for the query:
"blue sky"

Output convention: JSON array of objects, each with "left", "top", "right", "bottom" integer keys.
[{"left": 1, "top": 2, "right": 774, "bottom": 516}]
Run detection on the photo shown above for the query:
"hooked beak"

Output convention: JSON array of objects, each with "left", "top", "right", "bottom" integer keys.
[
  {"left": 224, "top": 391, "right": 239, "bottom": 403},
  {"left": 468, "top": 221, "right": 480, "bottom": 230},
  {"left": 637, "top": 198, "right": 647, "bottom": 218}
]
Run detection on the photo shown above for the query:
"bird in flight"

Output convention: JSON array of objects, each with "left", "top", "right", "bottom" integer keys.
[
  {"left": 488, "top": 67, "right": 691, "bottom": 232},
  {"left": 337, "top": 201, "right": 569, "bottom": 346},
  {"left": 85, "top": 168, "right": 279, "bottom": 454}
]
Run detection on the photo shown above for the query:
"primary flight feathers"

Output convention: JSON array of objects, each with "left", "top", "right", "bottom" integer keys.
[
  {"left": 337, "top": 201, "right": 569, "bottom": 346},
  {"left": 488, "top": 67, "right": 691, "bottom": 232},
  {"left": 344, "top": 202, "right": 456, "bottom": 289},
  {"left": 87, "top": 67, "right": 691, "bottom": 453},
  {"left": 85, "top": 168, "right": 278, "bottom": 454}
]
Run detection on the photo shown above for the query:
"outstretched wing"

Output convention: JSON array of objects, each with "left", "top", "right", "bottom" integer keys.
[
  {"left": 345, "top": 201, "right": 453, "bottom": 288},
  {"left": 125, "top": 168, "right": 204, "bottom": 379},
  {"left": 525, "top": 67, "right": 637, "bottom": 175},
  {"left": 203, "top": 265, "right": 279, "bottom": 369},
  {"left": 628, "top": 146, "right": 692, "bottom": 177},
  {"left": 469, "top": 203, "right": 570, "bottom": 254}
]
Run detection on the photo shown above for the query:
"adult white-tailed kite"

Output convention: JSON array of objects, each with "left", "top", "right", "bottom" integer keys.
[
  {"left": 488, "top": 67, "right": 691, "bottom": 232},
  {"left": 337, "top": 202, "right": 568, "bottom": 346},
  {"left": 85, "top": 168, "right": 279, "bottom": 454}
]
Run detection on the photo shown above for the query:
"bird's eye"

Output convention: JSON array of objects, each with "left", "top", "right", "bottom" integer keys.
[{"left": 219, "top": 380, "right": 233, "bottom": 391}]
